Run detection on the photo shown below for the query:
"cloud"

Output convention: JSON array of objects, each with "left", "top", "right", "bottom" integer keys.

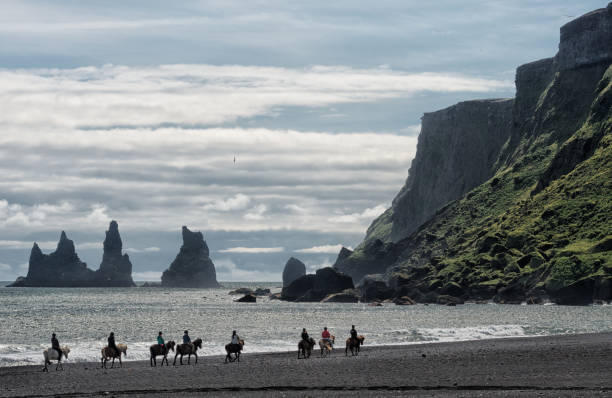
[
  {"left": 0, "top": 263, "right": 11, "bottom": 272},
  {"left": 218, "top": 247, "right": 284, "bottom": 254},
  {"left": 203, "top": 194, "right": 251, "bottom": 212},
  {"left": 329, "top": 204, "right": 388, "bottom": 223},
  {"left": 244, "top": 204, "right": 267, "bottom": 221},
  {"left": 294, "top": 244, "right": 352, "bottom": 254},
  {"left": 0, "top": 64, "right": 511, "bottom": 130}
]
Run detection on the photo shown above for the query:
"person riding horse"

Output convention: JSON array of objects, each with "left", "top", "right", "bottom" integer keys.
[
  {"left": 230, "top": 330, "right": 241, "bottom": 348},
  {"left": 322, "top": 327, "right": 333, "bottom": 347},
  {"left": 301, "top": 328, "right": 310, "bottom": 345},
  {"left": 183, "top": 330, "right": 193, "bottom": 350},
  {"left": 51, "top": 333, "right": 62, "bottom": 359},
  {"left": 350, "top": 325, "right": 358, "bottom": 345},
  {"left": 157, "top": 331, "right": 165, "bottom": 351},
  {"left": 108, "top": 332, "right": 119, "bottom": 357}
]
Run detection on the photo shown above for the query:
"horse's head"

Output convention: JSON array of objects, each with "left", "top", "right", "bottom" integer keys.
[
  {"left": 358, "top": 335, "right": 365, "bottom": 345},
  {"left": 167, "top": 341, "right": 176, "bottom": 352},
  {"left": 193, "top": 338, "right": 203, "bottom": 349},
  {"left": 118, "top": 344, "right": 128, "bottom": 357},
  {"left": 330, "top": 335, "right": 335, "bottom": 344},
  {"left": 62, "top": 346, "right": 71, "bottom": 359},
  {"left": 239, "top": 339, "right": 245, "bottom": 346}
]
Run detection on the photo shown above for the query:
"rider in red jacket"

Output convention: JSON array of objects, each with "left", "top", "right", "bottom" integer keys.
[{"left": 322, "top": 327, "right": 332, "bottom": 346}]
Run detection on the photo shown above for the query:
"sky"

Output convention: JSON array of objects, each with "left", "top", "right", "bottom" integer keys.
[{"left": 0, "top": 0, "right": 605, "bottom": 282}]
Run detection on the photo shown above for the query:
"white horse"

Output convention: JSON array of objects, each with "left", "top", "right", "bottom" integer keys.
[
  {"left": 101, "top": 343, "right": 128, "bottom": 368},
  {"left": 42, "top": 346, "right": 70, "bottom": 372}
]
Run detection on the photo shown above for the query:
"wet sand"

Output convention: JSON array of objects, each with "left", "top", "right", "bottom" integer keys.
[{"left": 1, "top": 333, "right": 611, "bottom": 397}]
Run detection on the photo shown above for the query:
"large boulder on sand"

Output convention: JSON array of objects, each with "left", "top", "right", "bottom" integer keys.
[
  {"left": 161, "top": 226, "right": 220, "bottom": 288},
  {"left": 236, "top": 294, "right": 257, "bottom": 302},
  {"left": 281, "top": 267, "right": 354, "bottom": 302},
  {"left": 282, "top": 257, "right": 306, "bottom": 287},
  {"left": 358, "top": 274, "right": 394, "bottom": 302}
]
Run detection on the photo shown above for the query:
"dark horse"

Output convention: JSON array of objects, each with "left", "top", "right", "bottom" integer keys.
[
  {"left": 225, "top": 339, "right": 245, "bottom": 363},
  {"left": 345, "top": 335, "right": 365, "bottom": 356},
  {"left": 149, "top": 341, "right": 175, "bottom": 366},
  {"left": 173, "top": 338, "right": 202, "bottom": 365},
  {"left": 297, "top": 337, "right": 315, "bottom": 359}
]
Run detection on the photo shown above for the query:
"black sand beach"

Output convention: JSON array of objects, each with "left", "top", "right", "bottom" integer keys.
[{"left": 1, "top": 333, "right": 611, "bottom": 397}]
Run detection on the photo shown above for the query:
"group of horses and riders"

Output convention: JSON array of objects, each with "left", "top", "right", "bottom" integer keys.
[
  {"left": 298, "top": 325, "right": 365, "bottom": 359},
  {"left": 43, "top": 325, "right": 363, "bottom": 371}
]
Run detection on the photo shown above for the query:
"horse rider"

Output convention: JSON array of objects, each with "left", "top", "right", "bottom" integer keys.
[
  {"left": 51, "top": 333, "right": 62, "bottom": 358},
  {"left": 108, "top": 332, "right": 119, "bottom": 357},
  {"left": 231, "top": 330, "right": 241, "bottom": 348},
  {"left": 157, "top": 331, "right": 165, "bottom": 351},
  {"left": 183, "top": 330, "right": 193, "bottom": 350},
  {"left": 301, "top": 328, "right": 310, "bottom": 345},
  {"left": 350, "top": 325, "right": 358, "bottom": 344},
  {"left": 322, "top": 326, "right": 333, "bottom": 347}
]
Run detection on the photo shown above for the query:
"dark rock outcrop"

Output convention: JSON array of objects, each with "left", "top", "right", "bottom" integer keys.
[
  {"left": 236, "top": 294, "right": 257, "bottom": 303},
  {"left": 8, "top": 225, "right": 136, "bottom": 287},
  {"left": 94, "top": 221, "right": 135, "bottom": 287},
  {"left": 228, "top": 287, "right": 253, "bottom": 295},
  {"left": 281, "top": 267, "right": 354, "bottom": 302},
  {"left": 161, "top": 226, "right": 220, "bottom": 288},
  {"left": 282, "top": 257, "right": 306, "bottom": 287},
  {"left": 358, "top": 275, "right": 394, "bottom": 302}
]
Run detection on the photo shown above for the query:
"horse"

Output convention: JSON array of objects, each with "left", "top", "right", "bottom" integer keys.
[
  {"left": 297, "top": 337, "right": 315, "bottom": 359},
  {"left": 173, "top": 338, "right": 202, "bottom": 365},
  {"left": 224, "top": 339, "right": 245, "bottom": 363},
  {"left": 318, "top": 335, "right": 335, "bottom": 357},
  {"left": 101, "top": 343, "right": 128, "bottom": 369},
  {"left": 150, "top": 341, "right": 176, "bottom": 367},
  {"left": 345, "top": 335, "right": 365, "bottom": 356},
  {"left": 42, "top": 346, "right": 70, "bottom": 372}
]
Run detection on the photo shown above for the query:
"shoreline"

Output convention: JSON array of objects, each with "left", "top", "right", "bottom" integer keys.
[{"left": 2, "top": 332, "right": 611, "bottom": 397}]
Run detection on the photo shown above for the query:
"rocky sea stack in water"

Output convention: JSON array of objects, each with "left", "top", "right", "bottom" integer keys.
[
  {"left": 161, "top": 226, "right": 220, "bottom": 288},
  {"left": 282, "top": 257, "right": 306, "bottom": 287},
  {"left": 334, "top": 4, "right": 612, "bottom": 305},
  {"left": 8, "top": 221, "right": 135, "bottom": 287},
  {"left": 95, "top": 221, "right": 135, "bottom": 287}
]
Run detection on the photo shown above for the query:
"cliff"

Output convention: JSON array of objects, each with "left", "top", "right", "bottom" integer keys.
[
  {"left": 335, "top": 4, "right": 612, "bottom": 304},
  {"left": 95, "top": 221, "right": 135, "bottom": 287},
  {"left": 8, "top": 222, "right": 137, "bottom": 287},
  {"left": 161, "top": 226, "right": 220, "bottom": 288}
]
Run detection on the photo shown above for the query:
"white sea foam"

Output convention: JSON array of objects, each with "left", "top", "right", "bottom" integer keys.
[{"left": 0, "top": 325, "right": 531, "bottom": 367}]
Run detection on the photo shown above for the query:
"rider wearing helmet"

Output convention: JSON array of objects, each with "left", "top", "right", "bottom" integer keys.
[
  {"left": 350, "top": 325, "right": 358, "bottom": 344},
  {"left": 157, "top": 331, "right": 165, "bottom": 350},
  {"left": 108, "top": 332, "right": 118, "bottom": 357},
  {"left": 301, "top": 328, "right": 310, "bottom": 343},
  {"left": 322, "top": 327, "right": 333, "bottom": 347},
  {"left": 183, "top": 330, "right": 193, "bottom": 350},
  {"left": 51, "top": 333, "right": 62, "bottom": 358},
  {"left": 231, "top": 330, "right": 240, "bottom": 347}
]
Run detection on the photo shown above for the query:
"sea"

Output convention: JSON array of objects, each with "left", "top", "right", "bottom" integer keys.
[{"left": 1, "top": 282, "right": 611, "bottom": 367}]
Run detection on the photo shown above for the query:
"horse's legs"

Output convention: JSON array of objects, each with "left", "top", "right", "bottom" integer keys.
[{"left": 194, "top": 353, "right": 198, "bottom": 365}]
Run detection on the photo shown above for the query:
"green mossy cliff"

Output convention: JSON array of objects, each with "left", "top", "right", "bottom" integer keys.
[{"left": 335, "top": 4, "right": 612, "bottom": 305}]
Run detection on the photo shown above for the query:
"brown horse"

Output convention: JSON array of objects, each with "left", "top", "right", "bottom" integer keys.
[
  {"left": 297, "top": 337, "right": 315, "bottom": 359},
  {"left": 224, "top": 339, "right": 245, "bottom": 363},
  {"left": 345, "top": 335, "right": 365, "bottom": 356},
  {"left": 173, "top": 338, "right": 202, "bottom": 365},
  {"left": 101, "top": 344, "right": 128, "bottom": 368},
  {"left": 150, "top": 341, "right": 175, "bottom": 366},
  {"left": 318, "top": 335, "right": 335, "bottom": 357}
]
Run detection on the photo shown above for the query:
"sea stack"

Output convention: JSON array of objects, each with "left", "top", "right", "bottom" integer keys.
[
  {"left": 9, "top": 231, "right": 94, "bottom": 287},
  {"left": 282, "top": 257, "right": 306, "bottom": 287},
  {"left": 161, "top": 226, "right": 220, "bottom": 288},
  {"left": 95, "top": 221, "right": 135, "bottom": 287}
]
